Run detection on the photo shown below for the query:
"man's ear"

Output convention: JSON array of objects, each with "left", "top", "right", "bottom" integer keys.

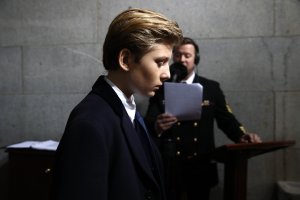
[{"left": 118, "top": 49, "right": 132, "bottom": 72}]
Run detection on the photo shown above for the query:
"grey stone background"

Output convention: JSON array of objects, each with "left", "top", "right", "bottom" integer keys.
[{"left": 0, "top": 0, "right": 299, "bottom": 199}]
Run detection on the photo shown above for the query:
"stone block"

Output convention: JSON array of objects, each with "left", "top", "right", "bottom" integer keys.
[
  {"left": 22, "top": 94, "right": 85, "bottom": 140},
  {"left": 196, "top": 38, "right": 273, "bottom": 91},
  {"left": 214, "top": 91, "right": 274, "bottom": 146},
  {"left": 276, "top": 92, "right": 300, "bottom": 148},
  {"left": 247, "top": 153, "right": 277, "bottom": 200},
  {"left": 285, "top": 149, "right": 300, "bottom": 181},
  {"left": 0, "top": 95, "right": 24, "bottom": 146},
  {"left": 98, "top": 0, "right": 273, "bottom": 39},
  {"left": 276, "top": 0, "right": 300, "bottom": 36},
  {"left": 23, "top": 44, "right": 104, "bottom": 94},
  {"left": 0, "top": 47, "right": 22, "bottom": 93},
  {"left": 0, "top": 0, "right": 98, "bottom": 46},
  {"left": 263, "top": 37, "right": 300, "bottom": 91}
]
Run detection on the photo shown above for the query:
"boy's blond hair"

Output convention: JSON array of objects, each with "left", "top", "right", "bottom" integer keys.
[{"left": 103, "top": 8, "right": 182, "bottom": 70}]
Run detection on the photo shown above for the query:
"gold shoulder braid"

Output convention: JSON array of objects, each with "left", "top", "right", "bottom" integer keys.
[
  {"left": 239, "top": 126, "right": 246, "bottom": 133},
  {"left": 226, "top": 104, "right": 233, "bottom": 113},
  {"left": 226, "top": 103, "right": 247, "bottom": 133}
]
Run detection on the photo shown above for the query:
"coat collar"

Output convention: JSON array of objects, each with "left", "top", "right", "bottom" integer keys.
[{"left": 91, "top": 76, "right": 124, "bottom": 118}]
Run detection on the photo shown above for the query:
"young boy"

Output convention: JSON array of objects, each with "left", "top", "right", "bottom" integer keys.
[{"left": 51, "top": 8, "right": 182, "bottom": 200}]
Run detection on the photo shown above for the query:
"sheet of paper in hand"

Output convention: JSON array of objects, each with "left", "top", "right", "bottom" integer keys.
[{"left": 164, "top": 82, "right": 203, "bottom": 121}]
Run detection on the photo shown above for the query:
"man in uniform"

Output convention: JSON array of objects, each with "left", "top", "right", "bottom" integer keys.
[{"left": 145, "top": 37, "right": 261, "bottom": 200}]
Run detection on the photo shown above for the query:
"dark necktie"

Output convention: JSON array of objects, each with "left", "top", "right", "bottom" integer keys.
[
  {"left": 135, "top": 112, "right": 162, "bottom": 184},
  {"left": 134, "top": 111, "right": 149, "bottom": 136},
  {"left": 134, "top": 111, "right": 155, "bottom": 169}
]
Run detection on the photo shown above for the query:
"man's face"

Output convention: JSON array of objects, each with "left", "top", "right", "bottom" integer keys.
[
  {"left": 173, "top": 44, "right": 196, "bottom": 78},
  {"left": 128, "top": 43, "right": 172, "bottom": 97}
]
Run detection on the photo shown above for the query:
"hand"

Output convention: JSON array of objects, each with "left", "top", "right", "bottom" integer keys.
[
  {"left": 155, "top": 113, "right": 178, "bottom": 136},
  {"left": 239, "top": 133, "right": 262, "bottom": 143}
]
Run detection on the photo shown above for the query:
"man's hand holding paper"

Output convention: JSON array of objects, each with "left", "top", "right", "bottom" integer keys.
[{"left": 155, "top": 113, "right": 178, "bottom": 136}]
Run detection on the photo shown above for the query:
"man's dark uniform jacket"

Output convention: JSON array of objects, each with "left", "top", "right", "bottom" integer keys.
[
  {"left": 52, "top": 76, "right": 166, "bottom": 200},
  {"left": 145, "top": 74, "right": 246, "bottom": 191}
]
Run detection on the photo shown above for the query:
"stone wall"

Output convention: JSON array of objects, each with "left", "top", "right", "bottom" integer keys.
[{"left": 0, "top": 0, "right": 299, "bottom": 199}]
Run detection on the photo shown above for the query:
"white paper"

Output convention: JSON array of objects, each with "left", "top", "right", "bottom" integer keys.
[
  {"left": 164, "top": 82, "right": 203, "bottom": 121},
  {"left": 7, "top": 140, "right": 59, "bottom": 151}
]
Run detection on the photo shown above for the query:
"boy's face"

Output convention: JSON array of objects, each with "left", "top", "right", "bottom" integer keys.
[{"left": 128, "top": 43, "right": 172, "bottom": 97}]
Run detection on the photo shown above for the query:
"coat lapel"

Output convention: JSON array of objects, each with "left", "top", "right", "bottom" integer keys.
[
  {"left": 92, "top": 76, "right": 160, "bottom": 187},
  {"left": 121, "top": 114, "right": 159, "bottom": 183}
]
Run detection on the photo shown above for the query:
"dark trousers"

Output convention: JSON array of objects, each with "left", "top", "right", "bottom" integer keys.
[
  {"left": 166, "top": 170, "right": 211, "bottom": 200},
  {"left": 168, "top": 185, "right": 210, "bottom": 200},
  {"left": 161, "top": 141, "right": 217, "bottom": 200}
]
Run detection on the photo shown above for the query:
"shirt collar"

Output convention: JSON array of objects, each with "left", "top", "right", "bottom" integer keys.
[{"left": 182, "top": 71, "right": 195, "bottom": 84}]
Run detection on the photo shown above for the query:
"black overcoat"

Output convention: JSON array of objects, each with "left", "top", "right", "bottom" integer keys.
[{"left": 52, "top": 76, "right": 166, "bottom": 200}]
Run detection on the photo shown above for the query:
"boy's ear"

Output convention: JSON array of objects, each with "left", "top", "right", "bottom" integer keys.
[{"left": 118, "top": 49, "right": 132, "bottom": 71}]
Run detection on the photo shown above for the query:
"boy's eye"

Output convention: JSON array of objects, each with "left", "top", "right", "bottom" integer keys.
[
  {"left": 156, "top": 58, "right": 168, "bottom": 67},
  {"left": 158, "top": 61, "right": 164, "bottom": 66}
]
